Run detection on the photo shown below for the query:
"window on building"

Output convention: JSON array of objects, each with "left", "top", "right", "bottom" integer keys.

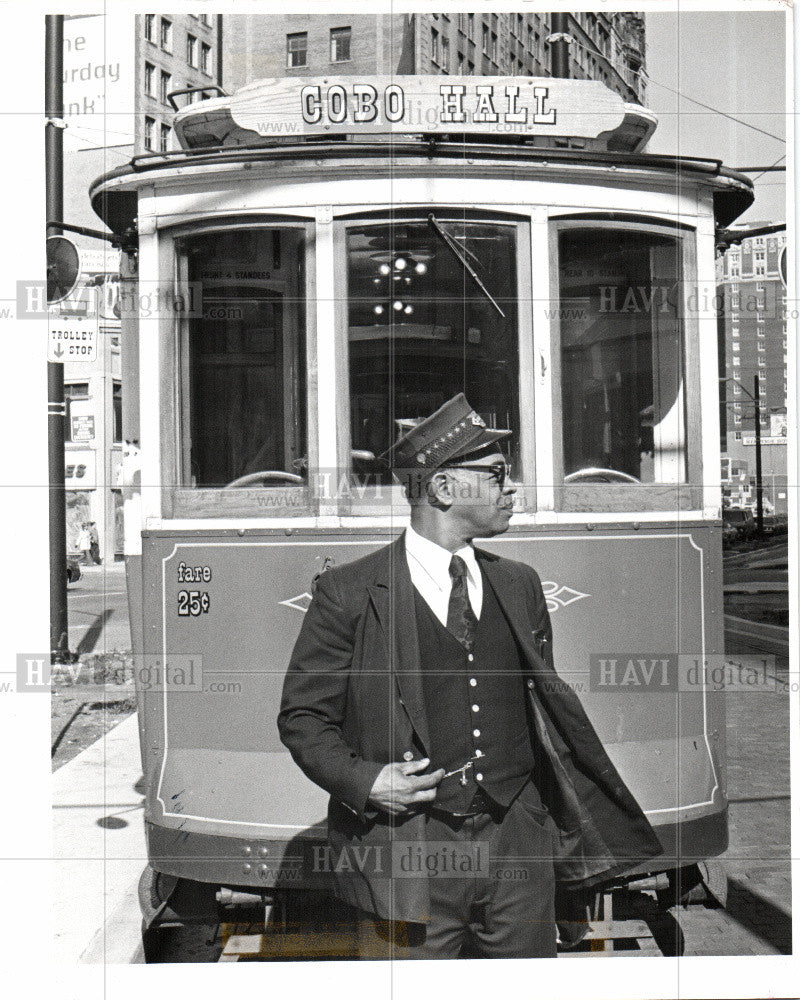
[
  {"left": 112, "top": 382, "right": 122, "bottom": 443},
  {"left": 467, "top": 60, "right": 475, "bottom": 75},
  {"left": 200, "top": 13, "right": 211, "bottom": 27},
  {"left": 482, "top": 23, "right": 489, "bottom": 54},
  {"left": 144, "top": 115, "right": 155, "bottom": 150},
  {"left": 442, "top": 36, "right": 450, "bottom": 72},
  {"left": 734, "top": 431, "right": 742, "bottom": 440},
  {"left": 144, "top": 61, "right": 155, "bottom": 97},
  {"left": 457, "top": 12, "right": 466, "bottom": 33},
  {"left": 558, "top": 227, "right": 687, "bottom": 485},
  {"left": 457, "top": 51, "right": 465, "bottom": 74},
  {"left": 733, "top": 383, "right": 741, "bottom": 395},
  {"left": 468, "top": 14, "right": 475, "bottom": 40},
  {"left": 346, "top": 218, "right": 521, "bottom": 486},
  {"left": 160, "top": 70, "right": 171, "bottom": 105},
  {"left": 160, "top": 17, "right": 172, "bottom": 52},
  {"left": 160, "top": 122, "right": 170, "bottom": 152},
  {"left": 755, "top": 262, "right": 766, "bottom": 276},
  {"left": 287, "top": 32, "right": 307, "bottom": 68},
  {"left": 182, "top": 228, "right": 308, "bottom": 487},
  {"left": 734, "top": 413, "right": 742, "bottom": 425},
  {"left": 431, "top": 28, "right": 440, "bottom": 64},
  {"left": 758, "top": 357, "right": 766, "bottom": 366},
  {"left": 754, "top": 236, "right": 765, "bottom": 247},
  {"left": 64, "top": 383, "right": 90, "bottom": 442},
  {"left": 187, "top": 34, "right": 197, "bottom": 67},
  {"left": 200, "top": 42, "right": 211, "bottom": 75},
  {"left": 330, "top": 26, "right": 351, "bottom": 62},
  {"left": 490, "top": 31, "right": 498, "bottom": 61},
  {"left": 757, "top": 281, "right": 765, "bottom": 291},
  {"left": 144, "top": 14, "right": 155, "bottom": 43}
]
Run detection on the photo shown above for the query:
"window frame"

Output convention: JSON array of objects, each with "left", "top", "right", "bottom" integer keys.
[
  {"left": 286, "top": 31, "right": 308, "bottom": 69},
  {"left": 165, "top": 217, "right": 317, "bottom": 520},
  {"left": 330, "top": 26, "right": 352, "bottom": 63},
  {"left": 160, "top": 16, "right": 172, "bottom": 53},
  {"left": 548, "top": 216, "right": 702, "bottom": 512},
  {"left": 334, "top": 208, "right": 534, "bottom": 517}
]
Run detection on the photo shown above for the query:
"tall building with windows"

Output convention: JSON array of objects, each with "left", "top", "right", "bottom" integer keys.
[
  {"left": 223, "top": 12, "right": 646, "bottom": 104},
  {"left": 60, "top": 13, "right": 222, "bottom": 563},
  {"left": 717, "top": 229, "right": 788, "bottom": 513}
]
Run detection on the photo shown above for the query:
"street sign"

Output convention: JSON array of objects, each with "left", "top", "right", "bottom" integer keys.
[
  {"left": 741, "top": 435, "right": 786, "bottom": 446},
  {"left": 46, "top": 235, "right": 81, "bottom": 303},
  {"left": 71, "top": 415, "right": 95, "bottom": 441},
  {"left": 779, "top": 246, "right": 787, "bottom": 289},
  {"left": 47, "top": 314, "right": 98, "bottom": 363}
]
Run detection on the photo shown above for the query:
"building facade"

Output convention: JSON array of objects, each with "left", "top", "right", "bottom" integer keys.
[
  {"left": 60, "top": 13, "right": 221, "bottom": 564},
  {"left": 223, "top": 12, "right": 646, "bottom": 104},
  {"left": 717, "top": 230, "right": 788, "bottom": 513}
]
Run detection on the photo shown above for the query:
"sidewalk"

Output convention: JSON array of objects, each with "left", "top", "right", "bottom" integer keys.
[{"left": 52, "top": 713, "right": 146, "bottom": 964}]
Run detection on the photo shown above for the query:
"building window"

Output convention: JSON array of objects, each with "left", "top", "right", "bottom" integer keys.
[
  {"left": 457, "top": 12, "right": 466, "bottom": 33},
  {"left": 144, "top": 61, "right": 155, "bottom": 97},
  {"left": 442, "top": 36, "right": 450, "bottom": 72},
  {"left": 113, "top": 382, "right": 122, "bottom": 443},
  {"left": 734, "top": 413, "right": 742, "bottom": 425},
  {"left": 144, "top": 115, "right": 155, "bottom": 150},
  {"left": 457, "top": 51, "right": 465, "bottom": 74},
  {"left": 160, "top": 122, "right": 170, "bottom": 152},
  {"left": 187, "top": 34, "right": 197, "bottom": 68},
  {"left": 758, "top": 357, "right": 766, "bottom": 366},
  {"left": 144, "top": 14, "right": 155, "bottom": 43},
  {"left": 200, "top": 13, "right": 211, "bottom": 27},
  {"left": 734, "top": 431, "right": 742, "bottom": 441},
  {"left": 287, "top": 32, "right": 307, "bottom": 68},
  {"left": 64, "top": 383, "right": 90, "bottom": 443},
  {"left": 330, "top": 26, "right": 351, "bottom": 63},
  {"left": 733, "top": 383, "right": 741, "bottom": 395},
  {"left": 482, "top": 23, "right": 489, "bottom": 54},
  {"left": 200, "top": 42, "right": 212, "bottom": 76},
  {"left": 160, "top": 70, "right": 171, "bottom": 105},
  {"left": 160, "top": 17, "right": 172, "bottom": 52},
  {"left": 757, "top": 281, "right": 765, "bottom": 291},
  {"left": 431, "top": 28, "right": 440, "bottom": 64}
]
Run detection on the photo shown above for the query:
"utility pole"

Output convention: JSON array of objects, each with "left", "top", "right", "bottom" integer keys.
[
  {"left": 550, "top": 13, "right": 571, "bottom": 79},
  {"left": 46, "top": 14, "right": 71, "bottom": 661},
  {"left": 753, "top": 375, "right": 764, "bottom": 535}
]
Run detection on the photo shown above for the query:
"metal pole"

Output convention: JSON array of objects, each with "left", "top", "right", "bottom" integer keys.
[
  {"left": 46, "top": 15, "right": 71, "bottom": 661},
  {"left": 550, "top": 13, "right": 570, "bottom": 79},
  {"left": 753, "top": 375, "right": 764, "bottom": 535}
]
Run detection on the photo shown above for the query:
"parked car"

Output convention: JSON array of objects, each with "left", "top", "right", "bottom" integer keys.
[
  {"left": 722, "top": 507, "right": 756, "bottom": 541},
  {"left": 66, "top": 558, "right": 81, "bottom": 585}
]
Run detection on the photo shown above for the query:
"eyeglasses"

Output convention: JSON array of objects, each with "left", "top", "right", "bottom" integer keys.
[{"left": 444, "top": 462, "right": 511, "bottom": 489}]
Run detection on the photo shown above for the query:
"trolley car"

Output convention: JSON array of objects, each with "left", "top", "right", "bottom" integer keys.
[{"left": 89, "top": 74, "right": 753, "bottom": 955}]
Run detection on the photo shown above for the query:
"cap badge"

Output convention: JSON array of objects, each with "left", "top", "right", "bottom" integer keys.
[{"left": 470, "top": 413, "right": 486, "bottom": 427}]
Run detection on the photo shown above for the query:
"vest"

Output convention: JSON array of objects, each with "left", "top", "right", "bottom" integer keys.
[{"left": 415, "top": 574, "right": 534, "bottom": 813}]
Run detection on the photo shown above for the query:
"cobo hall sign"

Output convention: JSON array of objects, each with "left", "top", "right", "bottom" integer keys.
[{"left": 228, "top": 76, "right": 629, "bottom": 139}]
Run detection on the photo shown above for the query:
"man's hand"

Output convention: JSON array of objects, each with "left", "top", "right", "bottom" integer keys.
[{"left": 367, "top": 758, "right": 445, "bottom": 816}]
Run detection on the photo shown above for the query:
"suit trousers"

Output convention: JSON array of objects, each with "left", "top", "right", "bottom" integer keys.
[{"left": 354, "top": 780, "right": 558, "bottom": 959}]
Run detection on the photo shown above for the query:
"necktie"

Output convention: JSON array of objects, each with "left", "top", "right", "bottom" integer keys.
[{"left": 446, "top": 555, "right": 478, "bottom": 650}]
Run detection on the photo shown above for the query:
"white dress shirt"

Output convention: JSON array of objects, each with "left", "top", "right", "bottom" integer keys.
[{"left": 404, "top": 524, "right": 483, "bottom": 626}]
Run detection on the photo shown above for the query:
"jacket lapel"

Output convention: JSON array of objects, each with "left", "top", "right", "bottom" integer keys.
[
  {"left": 367, "top": 533, "right": 430, "bottom": 754},
  {"left": 478, "top": 551, "right": 549, "bottom": 672}
]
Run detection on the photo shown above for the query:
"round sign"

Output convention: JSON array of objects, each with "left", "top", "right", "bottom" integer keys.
[
  {"left": 779, "top": 245, "right": 787, "bottom": 289},
  {"left": 46, "top": 235, "right": 81, "bottom": 303}
]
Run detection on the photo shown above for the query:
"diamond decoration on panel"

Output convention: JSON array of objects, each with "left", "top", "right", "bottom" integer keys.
[
  {"left": 280, "top": 592, "right": 313, "bottom": 614},
  {"left": 541, "top": 581, "right": 590, "bottom": 613}
]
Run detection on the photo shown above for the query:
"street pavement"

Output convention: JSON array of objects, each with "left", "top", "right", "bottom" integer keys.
[{"left": 67, "top": 562, "right": 130, "bottom": 656}]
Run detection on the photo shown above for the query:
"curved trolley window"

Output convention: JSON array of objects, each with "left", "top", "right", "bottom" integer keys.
[
  {"left": 182, "top": 228, "right": 306, "bottom": 488},
  {"left": 346, "top": 218, "right": 520, "bottom": 484},
  {"left": 556, "top": 226, "right": 690, "bottom": 505}
]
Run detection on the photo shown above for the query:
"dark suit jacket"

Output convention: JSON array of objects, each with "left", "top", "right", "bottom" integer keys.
[{"left": 278, "top": 534, "right": 662, "bottom": 922}]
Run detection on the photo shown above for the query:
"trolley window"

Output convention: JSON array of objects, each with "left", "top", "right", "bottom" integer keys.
[
  {"left": 345, "top": 218, "right": 521, "bottom": 487},
  {"left": 554, "top": 225, "right": 695, "bottom": 510},
  {"left": 181, "top": 228, "right": 306, "bottom": 490}
]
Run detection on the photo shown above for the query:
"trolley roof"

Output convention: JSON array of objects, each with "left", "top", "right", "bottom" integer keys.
[{"left": 90, "top": 76, "right": 754, "bottom": 236}]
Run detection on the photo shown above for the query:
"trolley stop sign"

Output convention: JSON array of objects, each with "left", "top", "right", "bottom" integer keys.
[{"left": 47, "top": 314, "right": 98, "bottom": 363}]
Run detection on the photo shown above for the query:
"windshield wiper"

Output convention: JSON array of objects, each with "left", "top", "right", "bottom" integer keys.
[{"left": 427, "top": 213, "right": 505, "bottom": 319}]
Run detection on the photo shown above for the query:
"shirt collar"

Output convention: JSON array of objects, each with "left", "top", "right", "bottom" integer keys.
[{"left": 405, "top": 525, "right": 480, "bottom": 592}]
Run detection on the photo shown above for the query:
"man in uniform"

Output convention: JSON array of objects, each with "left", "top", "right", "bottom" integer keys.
[{"left": 278, "top": 393, "right": 661, "bottom": 959}]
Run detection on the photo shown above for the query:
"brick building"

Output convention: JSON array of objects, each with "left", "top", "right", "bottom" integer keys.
[
  {"left": 223, "top": 12, "right": 646, "bottom": 104},
  {"left": 717, "top": 229, "right": 788, "bottom": 513}
]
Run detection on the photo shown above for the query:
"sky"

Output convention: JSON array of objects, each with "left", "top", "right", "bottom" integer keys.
[{"left": 644, "top": 9, "right": 787, "bottom": 225}]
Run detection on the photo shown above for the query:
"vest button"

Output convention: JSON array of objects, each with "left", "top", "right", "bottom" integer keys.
[
  {"left": 467, "top": 653, "right": 474, "bottom": 662},
  {"left": 527, "top": 679, "right": 534, "bottom": 688},
  {"left": 472, "top": 704, "right": 479, "bottom": 712},
  {"left": 403, "top": 751, "right": 414, "bottom": 762},
  {"left": 469, "top": 678, "right": 477, "bottom": 686},
  {"left": 473, "top": 729, "right": 480, "bottom": 737},
  {"left": 476, "top": 773, "right": 484, "bottom": 782}
]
